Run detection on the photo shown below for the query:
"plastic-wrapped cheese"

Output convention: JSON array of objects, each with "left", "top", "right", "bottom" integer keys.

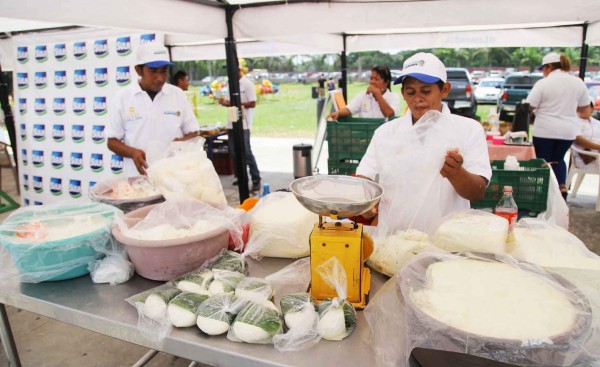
[
  {"left": 368, "top": 229, "right": 437, "bottom": 277},
  {"left": 248, "top": 193, "right": 318, "bottom": 258},
  {"left": 409, "top": 259, "right": 578, "bottom": 340},
  {"left": 433, "top": 210, "right": 508, "bottom": 254}
]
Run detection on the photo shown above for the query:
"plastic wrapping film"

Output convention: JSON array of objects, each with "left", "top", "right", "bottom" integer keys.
[
  {"left": 508, "top": 218, "right": 600, "bottom": 271},
  {"left": 247, "top": 192, "right": 319, "bottom": 258},
  {"left": 433, "top": 209, "right": 509, "bottom": 254},
  {"left": 0, "top": 203, "right": 122, "bottom": 283},
  {"left": 366, "top": 252, "right": 600, "bottom": 367},
  {"left": 273, "top": 293, "right": 321, "bottom": 351},
  {"left": 147, "top": 138, "right": 227, "bottom": 208},
  {"left": 89, "top": 176, "right": 164, "bottom": 213},
  {"left": 125, "top": 284, "right": 180, "bottom": 344}
]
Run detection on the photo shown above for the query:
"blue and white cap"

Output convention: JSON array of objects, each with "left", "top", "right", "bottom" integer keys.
[
  {"left": 393, "top": 52, "right": 447, "bottom": 85},
  {"left": 136, "top": 42, "right": 173, "bottom": 68}
]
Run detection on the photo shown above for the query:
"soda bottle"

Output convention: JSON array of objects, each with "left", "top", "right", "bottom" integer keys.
[
  {"left": 495, "top": 185, "right": 518, "bottom": 228},
  {"left": 260, "top": 183, "right": 270, "bottom": 198}
]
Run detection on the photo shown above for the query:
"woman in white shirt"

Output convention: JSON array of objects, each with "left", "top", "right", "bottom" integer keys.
[
  {"left": 525, "top": 52, "right": 590, "bottom": 198},
  {"left": 573, "top": 101, "right": 600, "bottom": 168},
  {"left": 327, "top": 65, "right": 399, "bottom": 120}
]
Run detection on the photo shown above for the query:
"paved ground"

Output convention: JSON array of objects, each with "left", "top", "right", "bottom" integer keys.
[{"left": 1, "top": 137, "right": 599, "bottom": 366}]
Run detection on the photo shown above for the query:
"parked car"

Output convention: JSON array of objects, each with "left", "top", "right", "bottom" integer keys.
[
  {"left": 470, "top": 70, "right": 486, "bottom": 84},
  {"left": 586, "top": 81, "right": 600, "bottom": 119},
  {"left": 488, "top": 70, "right": 504, "bottom": 78},
  {"left": 474, "top": 77, "right": 504, "bottom": 104},
  {"left": 443, "top": 68, "right": 477, "bottom": 118},
  {"left": 497, "top": 73, "right": 543, "bottom": 122}
]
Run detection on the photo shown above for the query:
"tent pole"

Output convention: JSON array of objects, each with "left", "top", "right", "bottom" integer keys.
[
  {"left": 0, "top": 64, "right": 18, "bottom": 174},
  {"left": 578, "top": 22, "right": 589, "bottom": 80},
  {"left": 340, "top": 34, "right": 348, "bottom": 103},
  {"left": 224, "top": 6, "right": 249, "bottom": 202}
]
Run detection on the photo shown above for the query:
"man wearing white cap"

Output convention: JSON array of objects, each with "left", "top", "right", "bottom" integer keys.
[
  {"left": 356, "top": 52, "right": 491, "bottom": 235},
  {"left": 107, "top": 42, "right": 199, "bottom": 176}
]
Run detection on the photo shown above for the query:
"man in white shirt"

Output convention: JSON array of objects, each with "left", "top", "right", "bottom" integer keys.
[
  {"left": 219, "top": 67, "right": 261, "bottom": 192},
  {"left": 107, "top": 43, "right": 199, "bottom": 176}
]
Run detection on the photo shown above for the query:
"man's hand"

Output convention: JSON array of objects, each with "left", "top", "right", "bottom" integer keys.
[
  {"left": 131, "top": 148, "right": 149, "bottom": 175},
  {"left": 440, "top": 149, "right": 464, "bottom": 178},
  {"left": 327, "top": 111, "right": 340, "bottom": 121}
]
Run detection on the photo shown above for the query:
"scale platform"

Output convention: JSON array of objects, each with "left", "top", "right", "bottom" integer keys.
[{"left": 290, "top": 175, "right": 383, "bottom": 309}]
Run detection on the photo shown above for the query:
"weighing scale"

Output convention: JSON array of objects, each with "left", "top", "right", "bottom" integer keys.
[{"left": 290, "top": 175, "right": 383, "bottom": 309}]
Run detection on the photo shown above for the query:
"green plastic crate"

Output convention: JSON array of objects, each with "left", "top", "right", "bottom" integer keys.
[
  {"left": 471, "top": 159, "right": 550, "bottom": 212},
  {"left": 326, "top": 117, "right": 387, "bottom": 173}
]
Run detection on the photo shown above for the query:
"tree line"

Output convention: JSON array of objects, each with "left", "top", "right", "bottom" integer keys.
[{"left": 173, "top": 46, "right": 600, "bottom": 81}]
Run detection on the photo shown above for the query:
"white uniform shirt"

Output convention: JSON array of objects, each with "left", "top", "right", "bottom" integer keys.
[
  {"left": 346, "top": 89, "right": 400, "bottom": 118},
  {"left": 107, "top": 82, "right": 198, "bottom": 176},
  {"left": 573, "top": 116, "right": 600, "bottom": 168},
  {"left": 357, "top": 104, "right": 491, "bottom": 234},
  {"left": 226, "top": 76, "right": 257, "bottom": 130},
  {"left": 526, "top": 70, "right": 590, "bottom": 140}
]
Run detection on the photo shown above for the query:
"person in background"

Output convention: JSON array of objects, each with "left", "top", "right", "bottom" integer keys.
[
  {"left": 573, "top": 100, "right": 600, "bottom": 168},
  {"left": 526, "top": 52, "right": 590, "bottom": 199},
  {"left": 327, "top": 77, "right": 336, "bottom": 91},
  {"left": 317, "top": 74, "right": 326, "bottom": 98},
  {"left": 219, "top": 65, "right": 261, "bottom": 192},
  {"left": 107, "top": 43, "right": 199, "bottom": 176},
  {"left": 172, "top": 70, "right": 190, "bottom": 91},
  {"left": 327, "top": 65, "right": 399, "bottom": 120},
  {"left": 357, "top": 53, "right": 491, "bottom": 230}
]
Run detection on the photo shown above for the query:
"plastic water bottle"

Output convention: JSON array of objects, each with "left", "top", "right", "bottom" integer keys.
[
  {"left": 260, "top": 183, "right": 270, "bottom": 198},
  {"left": 495, "top": 186, "right": 518, "bottom": 228}
]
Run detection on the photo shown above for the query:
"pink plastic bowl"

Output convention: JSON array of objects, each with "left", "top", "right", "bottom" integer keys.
[
  {"left": 111, "top": 204, "right": 228, "bottom": 281},
  {"left": 492, "top": 136, "right": 505, "bottom": 145}
]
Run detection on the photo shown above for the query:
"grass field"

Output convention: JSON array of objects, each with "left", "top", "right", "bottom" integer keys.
[{"left": 192, "top": 83, "right": 493, "bottom": 138}]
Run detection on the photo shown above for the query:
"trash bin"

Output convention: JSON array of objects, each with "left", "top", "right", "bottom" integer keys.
[
  {"left": 311, "top": 86, "right": 319, "bottom": 99},
  {"left": 512, "top": 101, "right": 530, "bottom": 134},
  {"left": 293, "top": 144, "right": 312, "bottom": 179}
]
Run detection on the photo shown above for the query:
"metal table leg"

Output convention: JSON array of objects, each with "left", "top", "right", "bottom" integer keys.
[{"left": 0, "top": 303, "right": 21, "bottom": 367}]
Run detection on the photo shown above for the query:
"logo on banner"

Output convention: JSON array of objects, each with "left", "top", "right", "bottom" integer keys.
[
  {"left": 94, "top": 39, "right": 109, "bottom": 58},
  {"left": 34, "top": 201, "right": 43, "bottom": 206},
  {"left": 54, "top": 43, "right": 67, "bottom": 61},
  {"left": 94, "top": 67, "right": 108, "bottom": 87},
  {"left": 74, "top": 69, "right": 87, "bottom": 88},
  {"left": 116, "top": 66, "right": 131, "bottom": 86},
  {"left": 111, "top": 154, "right": 124, "bottom": 174},
  {"left": 17, "top": 72, "right": 28, "bottom": 89},
  {"left": 32, "top": 150, "right": 44, "bottom": 168},
  {"left": 72, "top": 124, "right": 85, "bottom": 143},
  {"left": 140, "top": 34, "right": 156, "bottom": 44},
  {"left": 24, "top": 198, "right": 30, "bottom": 206},
  {"left": 89, "top": 181, "right": 97, "bottom": 188},
  {"left": 35, "top": 45, "right": 48, "bottom": 62},
  {"left": 52, "top": 124, "right": 65, "bottom": 142},
  {"left": 21, "top": 149, "right": 27, "bottom": 166},
  {"left": 90, "top": 153, "right": 104, "bottom": 172},
  {"left": 34, "top": 98, "right": 47, "bottom": 115},
  {"left": 34, "top": 71, "right": 47, "bottom": 89},
  {"left": 54, "top": 70, "right": 67, "bottom": 88},
  {"left": 73, "top": 41, "right": 87, "bottom": 60},
  {"left": 32, "top": 124, "right": 46, "bottom": 141},
  {"left": 116, "top": 36, "right": 132, "bottom": 56},
  {"left": 71, "top": 152, "right": 83, "bottom": 171},
  {"left": 92, "top": 125, "right": 105, "bottom": 144},
  {"left": 33, "top": 176, "right": 43, "bottom": 193},
  {"left": 19, "top": 98, "right": 27, "bottom": 115},
  {"left": 23, "top": 174, "right": 29, "bottom": 191},
  {"left": 50, "top": 178, "right": 63, "bottom": 196},
  {"left": 17, "top": 46, "right": 28, "bottom": 63},
  {"left": 51, "top": 151, "right": 64, "bottom": 169},
  {"left": 73, "top": 97, "right": 86, "bottom": 115},
  {"left": 20, "top": 124, "right": 27, "bottom": 141},
  {"left": 93, "top": 97, "right": 107, "bottom": 115},
  {"left": 53, "top": 98, "right": 66, "bottom": 115},
  {"left": 69, "top": 179, "right": 82, "bottom": 198}
]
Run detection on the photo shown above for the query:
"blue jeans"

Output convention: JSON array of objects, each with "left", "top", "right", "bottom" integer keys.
[
  {"left": 532, "top": 137, "right": 573, "bottom": 186},
  {"left": 227, "top": 129, "right": 261, "bottom": 183}
]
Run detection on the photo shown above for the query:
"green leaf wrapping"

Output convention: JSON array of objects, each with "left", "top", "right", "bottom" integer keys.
[
  {"left": 211, "top": 251, "right": 248, "bottom": 274},
  {"left": 280, "top": 293, "right": 315, "bottom": 316},
  {"left": 235, "top": 301, "right": 283, "bottom": 336},
  {"left": 170, "top": 292, "right": 209, "bottom": 313}
]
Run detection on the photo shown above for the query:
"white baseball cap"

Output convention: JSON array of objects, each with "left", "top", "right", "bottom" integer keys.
[
  {"left": 136, "top": 42, "right": 173, "bottom": 68},
  {"left": 536, "top": 52, "right": 561, "bottom": 70},
  {"left": 393, "top": 52, "right": 447, "bottom": 85}
]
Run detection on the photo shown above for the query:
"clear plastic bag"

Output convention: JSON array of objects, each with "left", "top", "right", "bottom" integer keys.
[
  {"left": 433, "top": 209, "right": 509, "bottom": 254},
  {"left": 227, "top": 299, "right": 284, "bottom": 344},
  {"left": 89, "top": 176, "right": 163, "bottom": 213},
  {"left": 0, "top": 203, "right": 122, "bottom": 283},
  {"left": 147, "top": 138, "right": 227, "bottom": 208},
  {"left": 273, "top": 293, "right": 321, "bottom": 352},
  {"left": 125, "top": 284, "right": 181, "bottom": 343},
  {"left": 247, "top": 192, "right": 318, "bottom": 258},
  {"left": 508, "top": 218, "right": 600, "bottom": 270},
  {"left": 196, "top": 292, "right": 248, "bottom": 336},
  {"left": 392, "top": 252, "right": 600, "bottom": 366},
  {"left": 88, "top": 238, "right": 134, "bottom": 286}
]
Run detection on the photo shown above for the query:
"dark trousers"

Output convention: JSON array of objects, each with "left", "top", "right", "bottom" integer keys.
[
  {"left": 532, "top": 136, "right": 573, "bottom": 185},
  {"left": 227, "top": 129, "right": 261, "bottom": 183}
]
